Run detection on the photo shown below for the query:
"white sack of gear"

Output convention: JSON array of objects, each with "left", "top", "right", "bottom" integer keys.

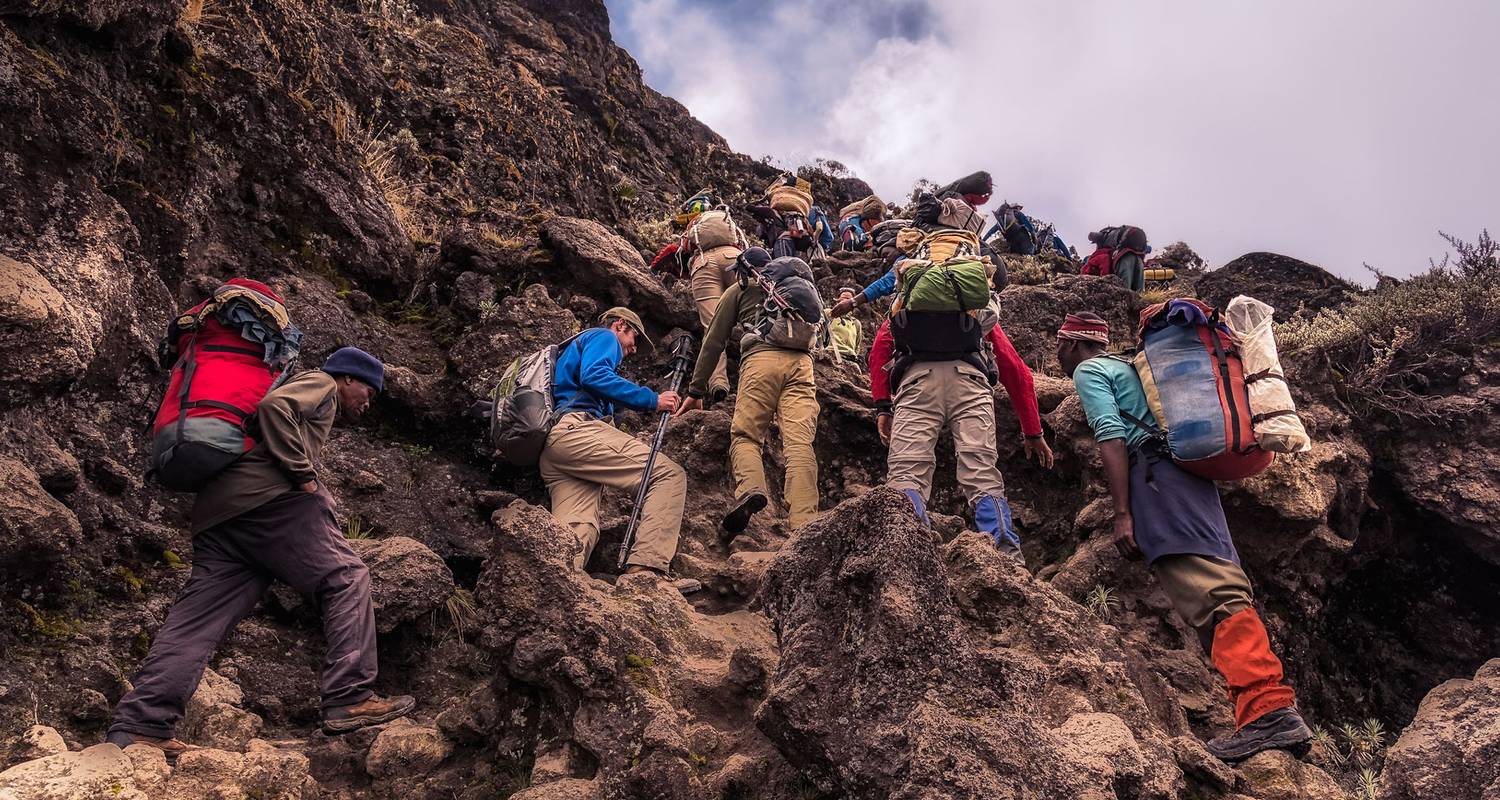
[{"left": 1223, "top": 295, "right": 1312, "bottom": 454}]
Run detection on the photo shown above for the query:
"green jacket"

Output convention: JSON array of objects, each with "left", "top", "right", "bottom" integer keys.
[
  {"left": 689, "top": 280, "right": 772, "bottom": 398},
  {"left": 828, "top": 314, "right": 862, "bottom": 358}
]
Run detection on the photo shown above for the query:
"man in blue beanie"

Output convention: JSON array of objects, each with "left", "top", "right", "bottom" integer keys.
[{"left": 107, "top": 346, "right": 413, "bottom": 760}]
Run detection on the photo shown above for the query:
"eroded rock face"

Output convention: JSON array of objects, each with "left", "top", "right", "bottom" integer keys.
[
  {"left": 348, "top": 536, "right": 455, "bottom": 634},
  {"left": 1377, "top": 659, "right": 1500, "bottom": 800},
  {"left": 539, "top": 217, "right": 698, "bottom": 332},
  {"left": 757, "top": 488, "right": 1194, "bottom": 799},
  {"left": 0, "top": 455, "right": 84, "bottom": 595},
  {"left": 181, "top": 668, "right": 263, "bottom": 751}
]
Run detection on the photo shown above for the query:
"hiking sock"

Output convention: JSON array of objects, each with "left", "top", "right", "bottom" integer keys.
[
  {"left": 974, "top": 495, "right": 1019, "bottom": 551},
  {"left": 1211, "top": 608, "right": 1297, "bottom": 728},
  {"left": 900, "top": 489, "right": 930, "bottom": 527}
]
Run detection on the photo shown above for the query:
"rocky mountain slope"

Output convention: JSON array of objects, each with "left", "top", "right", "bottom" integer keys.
[{"left": 2, "top": 0, "right": 1498, "bottom": 798}]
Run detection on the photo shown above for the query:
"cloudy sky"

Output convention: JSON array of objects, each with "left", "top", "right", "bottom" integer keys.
[{"left": 607, "top": 0, "right": 1499, "bottom": 280}]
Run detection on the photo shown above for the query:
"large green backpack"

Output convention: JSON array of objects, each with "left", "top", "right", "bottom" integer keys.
[{"left": 893, "top": 258, "right": 992, "bottom": 313}]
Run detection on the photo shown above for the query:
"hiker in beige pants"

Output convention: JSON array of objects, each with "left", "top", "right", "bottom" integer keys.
[
  {"left": 886, "top": 360, "right": 1006, "bottom": 507},
  {"left": 690, "top": 244, "right": 740, "bottom": 400},
  {"left": 538, "top": 307, "right": 698, "bottom": 593},
  {"left": 541, "top": 412, "right": 685, "bottom": 572}
]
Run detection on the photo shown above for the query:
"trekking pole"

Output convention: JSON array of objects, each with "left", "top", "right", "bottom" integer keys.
[{"left": 618, "top": 334, "right": 697, "bottom": 570}]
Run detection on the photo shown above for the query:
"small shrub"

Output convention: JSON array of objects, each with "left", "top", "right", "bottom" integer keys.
[
  {"left": 343, "top": 516, "right": 372, "bottom": 540},
  {"left": 445, "top": 589, "right": 478, "bottom": 637},
  {"left": 1276, "top": 230, "right": 1499, "bottom": 422},
  {"left": 614, "top": 181, "right": 639, "bottom": 201},
  {"left": 1084, "top": 584, "right": 1120, "bottom": 619}
]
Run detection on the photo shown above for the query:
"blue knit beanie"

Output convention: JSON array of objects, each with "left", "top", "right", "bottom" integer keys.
[{"left": 323, "top": 347, "right": 384, "bottom": 393}]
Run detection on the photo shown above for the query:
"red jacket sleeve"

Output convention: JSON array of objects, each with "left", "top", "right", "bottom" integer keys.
[
  {"left": 869, "top": 320, "right": 894, "bottom": 408},
  {"left": 649, "top": 241, "right": 682, "bottom": 272},
  {"left": 990, "top": 324, "right": 1043, "bottom": 437}
]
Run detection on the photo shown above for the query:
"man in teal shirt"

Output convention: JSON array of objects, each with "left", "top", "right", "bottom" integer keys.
[{"left": 1057, "top": 312, "right": 1310, "bottom": 763}]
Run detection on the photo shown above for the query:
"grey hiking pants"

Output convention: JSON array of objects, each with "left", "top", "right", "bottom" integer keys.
[
  {"left": 109, "top": 489, "right": 377, "bottom": 739},
  {"left": 886, "top": 359, "right": 1006, "bottom": 504}
]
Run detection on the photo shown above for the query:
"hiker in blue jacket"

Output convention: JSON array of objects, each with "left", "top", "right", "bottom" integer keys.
[{"left": 541, "top": 307, "right": 699, "bottom": 594}]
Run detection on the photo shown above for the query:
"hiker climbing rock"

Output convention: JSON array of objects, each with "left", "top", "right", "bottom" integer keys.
[
  {"left": 836, "top": 194, "right": 886, "bottom": 251},
  {"left": 539, "top": 308, "right": 698, "bottom": 593},
  {"left": 677, "top": 248, "right": 823, "bottom": 532},
  {"left": 108, "top": 346, "right": 413, "bottom": 759},
  {"left": 826, "top": 287, "right": 864, "bottom": 361},
  {"left": 648, "top": 190, "right": 745, "bottom": 404},
  {"left": 1056, "top": 311, "right": 1312, "bottom": 762},
  {"left": 1081, "top": 226, "right": 1149, "bottom": 292},
  {"left": 749, "top": 173, "right": 823, "bottom": 260},
  {"left": 869, "top": 257, "right": 1052, "bottom": 553}
]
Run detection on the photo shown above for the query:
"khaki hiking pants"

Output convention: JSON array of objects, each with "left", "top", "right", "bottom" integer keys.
[
  {"left": 540, "top": 413, "right": 685, "bottom": 573},
  {"left": 730, "top": 349, "right": 820, "bottom": 528},
  {"left": 887, "top": 360, "right": 1005, "bottom": 504},
  {"left": 690, "top": 245, "right": 740, "bottom": 394},
  {"left": 1151, "top": 553, "right": 1255, "bottom": 647}
]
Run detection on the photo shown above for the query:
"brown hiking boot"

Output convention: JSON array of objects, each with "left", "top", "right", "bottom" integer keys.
[
  {"left": 321, "top": 694, "right": 416, "bottom": 733},
  {"left": 106, "top": 732, "right": 200, "bottom": 763}
]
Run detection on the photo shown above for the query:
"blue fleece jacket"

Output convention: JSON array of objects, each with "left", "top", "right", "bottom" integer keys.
[
  {"left": 552, "top": 328, "right": 658, "bottom": 418},
  {"left": 861, "top": 261, "right": 901, "bottom": 303}
]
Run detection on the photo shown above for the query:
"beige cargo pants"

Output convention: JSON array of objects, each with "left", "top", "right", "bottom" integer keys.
[
  {"left": 539, "top": 413, "right": 685, "bottom": 572},
  {"left": 690, "top": 245, "right": 740, "bottom": 395},
  {"left": 730, "top": 349, "right": 820, "bottom": 528},
  {"left": 886, "top": 359, "right": 1005, "bottom": 503}
]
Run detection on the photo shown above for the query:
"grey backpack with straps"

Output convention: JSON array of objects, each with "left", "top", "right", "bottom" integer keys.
[{"left": 488, "top": 333, "right": 583, "bottom": 466}]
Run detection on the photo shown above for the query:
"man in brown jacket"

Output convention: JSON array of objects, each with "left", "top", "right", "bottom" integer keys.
[{"left": 108, "top": 347, "right": 413, "bottom": 759}]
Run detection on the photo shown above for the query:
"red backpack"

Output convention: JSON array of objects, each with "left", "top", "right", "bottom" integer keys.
[
  {"left": 150, "top": 279, "right": 301, "bottom": 491},
  {"left": 1081, "top": 246, "right": 1114, "bottom": 276},
  {"left": 1081, "top": 225, "right": 1149, "bottom": 276}
]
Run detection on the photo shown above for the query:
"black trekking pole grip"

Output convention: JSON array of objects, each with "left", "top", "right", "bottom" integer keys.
[{"left": 617, "top": 335, "right": 697, "bottom": 570}]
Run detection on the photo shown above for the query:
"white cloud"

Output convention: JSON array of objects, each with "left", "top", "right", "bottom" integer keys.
[{"left": 610, "top": 0, "right": 1500, "bottom": 278}]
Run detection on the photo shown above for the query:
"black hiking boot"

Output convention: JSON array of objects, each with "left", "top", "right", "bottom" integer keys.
[
  {"left": 709, "top": 385, "right": 730, "bottom": 408},
  {"left": 1206, "top": 707, "right": 1313, "bottom": 762},
  {"left": 107, "top": 732, "right": 200, "bottom": 763},
  {"left": 721, "top": 492, "right": 768, "bottom": 536},
  {"left": 322, "top": 694, "right": 416, "bottom": 734}
]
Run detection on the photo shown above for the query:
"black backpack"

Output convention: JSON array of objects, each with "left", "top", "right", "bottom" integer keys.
[{"left": 739, "top": 257, "right": 824, "bottom": 351}]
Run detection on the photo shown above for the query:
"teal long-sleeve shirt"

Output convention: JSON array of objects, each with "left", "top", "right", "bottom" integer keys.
[
  {"left": 1072, "top": 355, "right": 1155, "bottom": 452},
  {"left": 552, "top": 328, "right": 658, "bottom": 418}
]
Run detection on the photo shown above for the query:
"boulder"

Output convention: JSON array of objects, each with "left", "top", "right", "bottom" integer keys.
[
  {"left": 1195, "top": 253, "right": 1358, "bottom": 320},
  {"left": 539, "top": 216, "right": 697, "bottom": 331},
  {"left": 756, "top": 488, "right": 1186, "bottom": 799},
  {"left": 364, "top": 719, "right": 452, "bottom": 779},
  {"left": 1, "top": 725, "right": 67, "bottom": 769},
  {"left": 163, "top": 739, "right": 313, "bottom": 799},
  {"left": 1377, "top": 658, "right": 1500, "bottom": 800},
  {"left": 0, "top": 456, "right": 84, "bottom": 593},
  {"left": 0, "top": 257, "right": 92, "bottom": 401},
  {"left": 348, "top": 536, "right": 455, "bottom": 634},
  {"left": 181, "top": 667, "right": 264, "bottom": 750},
  {"left": 0, "top": 743, "right": 152, "bottom": 799},
  {"left": 1234, "top": 749, "right": 1344, "bottom": 800},
  {"left": 511, "top": 778, "right": 601, "bottom": 800}
]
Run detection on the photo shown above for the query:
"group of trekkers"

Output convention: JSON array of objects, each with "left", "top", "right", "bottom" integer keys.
[{"left": 103, "top": 172, "right": 1312, "bottom": 768}]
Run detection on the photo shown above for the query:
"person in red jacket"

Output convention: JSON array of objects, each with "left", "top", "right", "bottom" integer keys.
[{"left": 869, "top": 317, "right": 1053, "bottom": 554}]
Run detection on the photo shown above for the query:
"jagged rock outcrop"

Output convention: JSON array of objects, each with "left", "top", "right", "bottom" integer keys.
[
  {"left": 1195, "top": 253, "right": 1359, "bottom": 319},
  {"left": 758, "top": 489, "right": 1191, "bottom": 799},
  {"left": 1377, "top": 658, "right": 1500, "bottom": 800},
  {"left": 1, "top": 0, "right": 1497, "bottom": 795}
]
